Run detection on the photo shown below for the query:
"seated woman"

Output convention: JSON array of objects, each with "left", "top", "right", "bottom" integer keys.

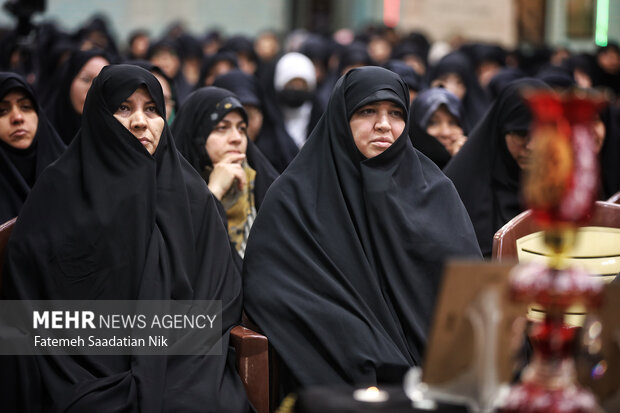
[
  {"left": 242, "top": 66, "right": 481, "bottom": 394},
  {"left": 444, "top": 78, "right": 551, "bottom": 258},
  {"left": 409, "top": 87, "right": 467, "bottom": 169},
  {"left": 1, "top": 65, "right": 250, "bottom": 412},
  {"left": 171, "top": 86, "right": 278, "bottom": 259},
  {"left": 0, "top": 72, "right": 65, "bottom": 223}
]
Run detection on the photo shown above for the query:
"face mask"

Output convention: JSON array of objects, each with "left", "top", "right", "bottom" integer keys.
[{"left": 277, "top": 89, "right": 313, "bottom": 108}]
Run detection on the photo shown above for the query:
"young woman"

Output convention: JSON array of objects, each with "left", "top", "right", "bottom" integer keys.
[
  {"left": 41, "top": 49, "right": 110, "bottom": 144},
  {"left": 0, "top": 72, "right": 65, "bottom": 223},
  {"left": 409, "top": 87, "right": 467, "bottom": 169},
  {"left": 172, "top": 86, "right": 278, "bottom": 258},
  {"left": 242, "top": 66, "right": 481, "bottom": 395},
  {"left": 1, "top": 65, "right": 250, "bottom": 412}
]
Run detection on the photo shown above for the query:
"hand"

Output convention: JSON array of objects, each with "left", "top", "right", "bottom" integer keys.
[
  {"left": 448, "top": 134, "right": 467, "bottom": 156},
  {"left": 207, "top": 153, "right": 247, "bottom": 200}
]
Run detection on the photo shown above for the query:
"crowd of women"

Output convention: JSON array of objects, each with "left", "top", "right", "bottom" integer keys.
[{"left": 1, "top": 13, "right": 619, "bottom": 412}]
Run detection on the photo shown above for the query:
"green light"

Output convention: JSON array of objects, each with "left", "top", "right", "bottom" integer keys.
[{"left": 595, "top": 0, "right": 609, "bottom": 47}]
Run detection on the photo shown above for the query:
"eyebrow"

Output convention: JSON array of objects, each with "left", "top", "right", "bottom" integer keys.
[{"left": 0, "top": 96, "right": 32, "bottom": 104}]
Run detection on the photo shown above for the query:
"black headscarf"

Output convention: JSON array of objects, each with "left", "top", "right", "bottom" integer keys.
[
  {"left": 427, "top": 51, "right": 490, "bottom": 129},
  {"left": 444, "top": 78, "right": 551, "bottom": 257},
  {"left": 409, "top": 87, "right": 465, "bottom": 169},
  {"left": 1, "top": 65, "right": 249, "bottom": 412},
  {"left": 242, "top": 66, "right": 481, "bottom": 392},
  {"left": 171, "top": 86, "right": 278, "bottom": 210},
  {"left": 41, "top": 48, "right": 111, "bottom": 144},
  {"left": 0, "top": 72, "right": 65, "bottom": 224}
]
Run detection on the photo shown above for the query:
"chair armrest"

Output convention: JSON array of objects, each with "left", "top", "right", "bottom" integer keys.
[{"left": 231, "top": 325, "right": 270, "bottom": 413}]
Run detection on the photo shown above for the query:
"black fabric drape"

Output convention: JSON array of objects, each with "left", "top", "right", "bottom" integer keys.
[
  {"left": 170, "top": 86, "right": 278, "bottom": 211},
  {"left": 243, "top": 66, "right": 481, "bottom": 392},
  {"left": 0, "top": 72, "right": 66, "bottom": 224},
  {"left": 444, "top": 78, "right": 551, "bottom": 257},
  {"left": 41, "top": 48, "right": 111, "bottom": 145},
  {"left": 1, "top": 64, "right": 249, "bottom": 412},
  {"left": 599, "top": 105, "right": 620, "bottom": 200}
]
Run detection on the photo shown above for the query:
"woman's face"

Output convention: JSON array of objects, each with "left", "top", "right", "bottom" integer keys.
[
  {"left": 505, "top": 131, "right": 533, "bottom": 170},
  {"left": 430, "top": 73, "right": 466, "bottom": 100},
  {"left": 69, "top": 56, "right": 109, "bottom": 115},
  {"left": 0, "top": 90, "right": 38, "bottom": 149},
  {"left": 426, "top": 105, "right": 463, "bottom": 151},
  {"left": 349, "top": 100, "right": 406, "bottom": 159},
  {"left": 205, "top": 110, "right": 248, "bottom": 164},
  {"left": 113, "top": 86, "right": 164, "bottom": 155}
]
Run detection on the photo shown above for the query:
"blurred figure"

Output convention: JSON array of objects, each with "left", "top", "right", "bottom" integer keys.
[
  {"left": 593, "top": 42, "right": 620, "bottom": 95},
  {"left": 254, "top": 30, "right": 281, "bottom": 63},
  {"left": 125, "top": 29, "right": 150, "bottom": 60},
  {"left": 213, "top": 69, "right": 264, "bottom": 141},
  {"left": 176, "top": 33, "right": 204, "bottom": 87},
  {"left": 197, "top": 50, "right": 238, "bottom": 87},
  {"left": 428, "top": 50, "right": 490, "bottom": 129},
  {"left": 148, "top": 38, "right": 192, "bottom": 104},
  {"left": 41, "top": 49, "right": 110, "bottom": 144},
  {"left": 384, "top": 59, "right": 424, "bottom": 103},
  {"left": 444, "top": 78, "right": 551, "bottom": 257},
  {"left": 410, "top": 87, "right": 467, "bottom": 169},
  {"left": 221, "top": 35, "right": 260, "bottom": 76},
  {"left": 273, "top": 52, "right": 321, "bottom": 149}
]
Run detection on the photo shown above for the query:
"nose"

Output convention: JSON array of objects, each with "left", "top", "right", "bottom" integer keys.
[
  {"left": 524, "top": 135, "right": 534, "bottom": 151},
  {"left": 229, "top": 126, "right": 244, "bottom": 144},
  {"left": 10, "top": 107, "right": 24, "bottom": 124},
  {"left": 375, "top": 112, "right": 391, "bottom": 131},
  {"left": 131, "top": 110, "right": 147, "bottom": 130}
]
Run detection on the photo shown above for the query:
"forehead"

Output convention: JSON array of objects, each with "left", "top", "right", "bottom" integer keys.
[
  {"left": 1, "top": 89, "right": 30, "bottom": 101},
  {"left": 431, "top": 105, "right": 457, "bottom": 118},
  {"left": 219, "top": 110, "right": 245, "bottom": 123},
  {"left": 125, "top": 86, "right": 153, "bottom": 100},
  {"left": 358, "top": 100, "right": 402, "bottom": 109}
]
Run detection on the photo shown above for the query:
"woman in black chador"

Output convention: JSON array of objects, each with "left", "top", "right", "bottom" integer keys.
[
  {"left": 0, "top": 72, "right": 65, "bottom": 223},
  {"left": 172, "top": 86, "right": 278, "bottom": 259},
  {"left": 1, "top": 65, "right": 250, "bottom": 412},
  {"left": 444, "top": 78, "right": 551, "bottom": 258},
  {"left": 242, "top": 66, "right": 481, "bottom": 394},
  {"left": 41, "top": 48, "right": 111, "bottom": 144}
]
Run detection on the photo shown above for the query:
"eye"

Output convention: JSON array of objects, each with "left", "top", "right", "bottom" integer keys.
[
  {"left": 390, "top": 109, "right": 404, "bottom": 119},
  {"left": 214, "top": 123, "right": 228, "bottom": 132},
  {"left": 145, "top": 105, "right": 158, "bottom": 113},
  {"left": 80, "top": 76, "right": 93, "bottom": 84},
  {"left": 116, "top": 103, "right": 130, "bottom": 113},
  {"left": 238, "top": 123, "right": 248, "bottom": 134},
  {"left": 356, "top": 107, "right": 375, "bottom": 116},
  {"left": 20, "top": 102, "right": 34, "bottom": 111},
  {"left": 0, "top": 107, "right": 8, "bottom": 116}
]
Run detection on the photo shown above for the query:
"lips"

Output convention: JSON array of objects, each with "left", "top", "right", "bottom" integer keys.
[
  {"left": 371, "top": 138, "right": 393, "bottom": 147},
  {"left": 10, "top": 129, "right": 29, "bottom": 138}
]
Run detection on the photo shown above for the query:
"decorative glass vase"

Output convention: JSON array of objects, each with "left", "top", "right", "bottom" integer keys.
[{"left": 498, "top": 91, "right": 607, "bottom": 413}]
